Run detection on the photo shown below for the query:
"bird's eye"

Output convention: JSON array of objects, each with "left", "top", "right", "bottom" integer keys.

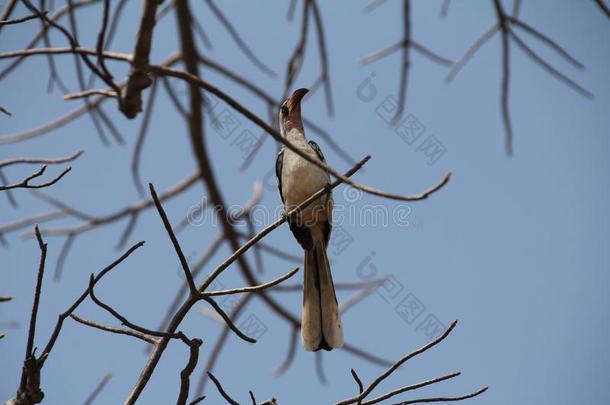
[{"left": 281, "top": 105, "right": 289, "bottom": 116}]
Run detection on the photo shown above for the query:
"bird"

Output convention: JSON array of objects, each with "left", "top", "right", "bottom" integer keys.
[{"left": 275, "top": 88, "right": 343, "bottom": 351}]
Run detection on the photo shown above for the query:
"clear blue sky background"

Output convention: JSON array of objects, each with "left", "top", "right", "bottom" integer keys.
[{"left": 1, "top": 1, "right": 609, "bottom": 404}]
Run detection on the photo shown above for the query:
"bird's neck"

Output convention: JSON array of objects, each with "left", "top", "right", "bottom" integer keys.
[
  {"left": 283, "top": 106, "right": 304, "bottom": 134},
  {"left": 285, "top": 127, "right": 307, "bottom": 145}
]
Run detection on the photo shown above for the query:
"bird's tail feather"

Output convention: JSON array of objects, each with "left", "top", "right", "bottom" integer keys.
[{"left": 302, "top": 241, "right": 343, "bottom": 351}]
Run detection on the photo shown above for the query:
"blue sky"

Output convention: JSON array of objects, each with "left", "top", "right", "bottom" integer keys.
[{"left": 1, "top": 1, "right": 609, "bottom": 404}]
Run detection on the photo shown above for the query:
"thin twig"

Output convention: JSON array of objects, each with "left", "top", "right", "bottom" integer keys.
[
  {"left": 394, "top": 0, "right": 411, "bottom": 123},
  {"left": 8, "top": 226, "right": 47, "bottom": 405},
  {"left": 116, "top": 213, "right": 139, "bottom": 249},
  {"left": 507, "top": 16, "right": 584, "bottom": 69},
  {"left": 315, "top": 351, "right": 327, "bottom": 385},
  {"left": 509, "top": 30, "right": 591, "bottom": 97},
  {"left": 88, "top": 274, "right": 186, "bottom": 341},
  {"left": 0, "top": 168, "right": 17, "bottom": 207},
  {"left": 0, "top": 12, "right": 45, "bottom": 25},
  {"left": 445, "top": 24, "right": 499, "bottom": 83},
  {"left": 440, "top": 0, "right": 450, "bottom": 18},
  {"left": 200, "top": 296, "right": 256, "bottom": 343},
  {"left": 594, "top": 0, "right": 610, "bottom": 20},
  {"left": 0, "top": 211, "right": 67, "bottom": 236},
  {"left": 0, "top": 150, "right": 83, "bottom": 169},
  {"left": 82, "top": 373, "right": 112, "bottom": 405},
  {"left": 25, "top": 226, "right": 47, "bottom": 360},
  {"left": 70, "top": 314, "right": 158, "bottom": 344},
  {"left": 119, "top": 0, "right": 161, "bottom": 118},
  {"left": 39, "top": 241, "right": 145, "bottom": 362},
  {"left": 64, "top": 89, "right": 117, "bottom": 99},
  {"left": 207, "top": 372, "right": 239, "bottom": 405},
  {"left": 53, "top": 233, "right": 74, "bottom": 281},
  {"left": 204, "top": 267, "right": 299, "bottom": 297},
  {"left": 363, "top": 0, "right": 387, "bottom": 13},
  {"left": 28, "top": 172, "right": 199, "bottom": 238},
  {"left": 361, "top": 372, "right": 461, "bottom": 405},
  {"left": 94, "top": 0, "right": 114, "bottom": 87},
  {"left": 310, "top": 0, "right": 334, "bottom": 116},
  {"left": 273, "top": 326, "right": 298, "bottom": 377},
  {"left": 390, "top": 387, "right": 488, "bottom": 405},
  {"left": 493, "top": 0, "right": 513, "bottom": 155},
  {"left": 0, "top": 166, "right": 72, "bottom": 191},
  {"left": 336, "top": 321, "right": 459, "bottom": 405},
  {"left": 21, "top": 0, "right": 119, "bottom": 94},
  {"left": 132, "top": 79, "right": 158, "bottom": 196},
  {"left": 195, "top": 295, "right": 253, "bottom": 395},
  {"left": 177, "top": 339, "right": 203, "bottom": 405},
  {"left": 149, "top": 183, "right": 198, "bottom": 295},
  {"left": 154, "top": 235, "right": 224, "bottom": 335},
  {"left": 350, "top": 369, "right": 364, "bottom": 394}
]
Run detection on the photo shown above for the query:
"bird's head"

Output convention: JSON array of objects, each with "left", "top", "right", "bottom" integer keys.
[{"left": 279, "top": 88, "right": 309, "bottom": 136}]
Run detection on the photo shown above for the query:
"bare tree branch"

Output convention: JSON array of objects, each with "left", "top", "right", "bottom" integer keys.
[
  {"left": 39, "top": 241, "right": 145, "bottom": 362},
  {"left": 70, "top": 314, "right": 158, "bottom": 345},
  {"left": 594, "top": 0, "right": 610, "bottom": 19},
  {"left": 0, "top": 150, "right": 83, "bottom": 169},
  {"left": 336, "top": 321, "right": 487, "bottom": 405},
  {"left": 0, "top": 166, "right": 72, "bottom": 191},
  {"left": 150, "top": 183, "right": 198, "bottom": 295},
  {"left": 119, "top": 0, "right": 162, "bottom": 118},
  {"left": 7, "top": 226, "right": 47, "bottom": 405},
  {"left": 177, "top": 339, "right": 203, "bottom": 405},
  {"left": 207, "top": 372, "right": 239, "bottom": 405},
  {"left": 0, "top": 12, "right": 45, "bottom": 26}
]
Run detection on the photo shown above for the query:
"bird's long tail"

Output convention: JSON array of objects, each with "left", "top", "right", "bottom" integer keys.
[{"left": 302, "top": 240, "right": 343, "bottom": 351}]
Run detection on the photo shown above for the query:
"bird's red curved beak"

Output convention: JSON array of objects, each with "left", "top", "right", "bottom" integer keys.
[
  {"left": 282, "top": 88, "right": 309, "bottom": 133},
  {"left": 288, "top": 88, "right": 309, "bottom": 108}
]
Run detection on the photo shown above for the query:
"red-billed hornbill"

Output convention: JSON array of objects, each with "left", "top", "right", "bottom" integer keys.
[{"left": 275, "top": 88, "right": 343, "bottom": 351}]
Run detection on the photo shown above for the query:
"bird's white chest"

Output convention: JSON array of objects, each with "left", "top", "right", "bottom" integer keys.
[{"left": 280, "top": 140, "right": 329, "bottom": 210}]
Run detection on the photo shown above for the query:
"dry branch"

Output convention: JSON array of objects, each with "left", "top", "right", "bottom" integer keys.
[
  {"left": 119, "top": 0, "right": 162, "bottom": 118},
  {"left": 336, "top": 321, "right": 487, "bottom": 405},
  {"left": 0, "top": 166, "right": 72, "bottom": 191},
  {"left": 70, "top": 314, "right": 158, "bottom": 345}
]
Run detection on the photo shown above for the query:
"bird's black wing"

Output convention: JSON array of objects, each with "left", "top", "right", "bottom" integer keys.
[
  {"left": 308, "top": 140, "right": 326, "bottom": 163},
  {"left": 275, "top": 147, "right": 285, "bottom": 204},
  {"left": 308, "top": 140, "right": 332, "bottom": 246},
  {"left": 277, "top": 146, "right": 313, "bottom": 250}
]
